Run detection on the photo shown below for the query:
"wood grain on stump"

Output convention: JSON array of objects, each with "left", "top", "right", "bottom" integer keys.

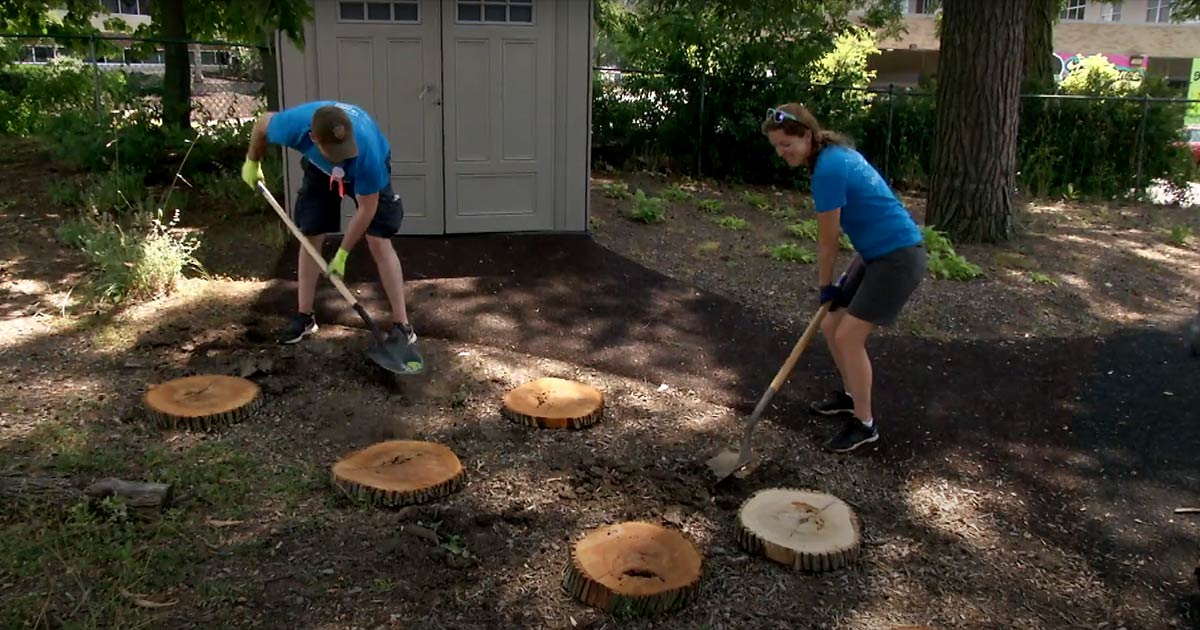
[
  {"left": 501, "top": 377, "right": 604, "bottom": 429},
  {"left": 562, "top": 521, "right": 702, "bottom": 616},
  {"left": 143, "top": 374, "right": 262, "bottom": 431},
  {"left": 330, "top": 440, "right": 465, "bottom": 507},
  {"left": 735, "top": 488, "right": 862, "bottom": 572}
]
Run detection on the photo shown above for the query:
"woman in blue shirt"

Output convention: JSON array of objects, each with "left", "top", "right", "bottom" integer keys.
[{"left": 762, "top": 102, "right": 927, "bottom": 453}]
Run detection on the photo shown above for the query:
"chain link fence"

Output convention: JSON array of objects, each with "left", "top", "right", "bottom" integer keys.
[
  {"left": 0, "top": 32, "right": 268, "bottom": 130},
  {"left": 592, "top": 66, "right": 1200, "bottom": 205}
]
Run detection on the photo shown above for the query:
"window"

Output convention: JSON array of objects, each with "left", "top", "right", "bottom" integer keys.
[
  {"left": 1059, "top": 0, "right": 1086, "bottom": 20},
  {"left": 1100, "top": 2, "right": 1120, "bottom": 21},
  {"left": 457, "top": 0, "right": 534, "bottom": 24},
  {"left": 338, "top": 2, "right": 420, "bottom": 22},
  {"left": 101, "top": 0, "right": 152, "bottom": 15},
  {"left": 1146, "top": 0, "right": 1172, "bottom": 23},
  {"left": 912, "top": 0, "right": 939, "bottom": 14}
]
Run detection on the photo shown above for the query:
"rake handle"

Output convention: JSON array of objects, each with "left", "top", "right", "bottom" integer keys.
[{"left": 255, "top": 181, "right": 386, "bottom": 341}]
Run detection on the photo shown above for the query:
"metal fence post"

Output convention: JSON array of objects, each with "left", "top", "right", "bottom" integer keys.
[
  {"left": 90, "top": 34, "right": 101, "bottom": 120},
  {"left": 1135, "top": 94, "right": 1149, "bottom": 195},
  {"left": 697, "top": 72, "right": 706, "bottom": 179},
  {"left": 884, "top": 83, "right": 895, "bottom": 182}
]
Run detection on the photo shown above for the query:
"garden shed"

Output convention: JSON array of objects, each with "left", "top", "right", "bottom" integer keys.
[{"left": 274, "top": 0, "right": 594, "bottom": 235}]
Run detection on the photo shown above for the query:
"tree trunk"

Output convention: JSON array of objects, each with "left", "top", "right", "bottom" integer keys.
[
  {"left": 160, "top": 0, "right": 191, "bottom": 131},
  {"left": 261, "top": 33, "right": 281, "bottom": 112},
  {"left": 926, "top": 0, "right": 1024, "bottom": 244},
  {"left": 1023, "top": 0, "right": 1059, "bottom": 92}
]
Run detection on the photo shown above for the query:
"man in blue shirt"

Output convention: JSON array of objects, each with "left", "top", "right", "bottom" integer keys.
[{"left": 242, "top": 101, "right": 416, "bottom": 346}]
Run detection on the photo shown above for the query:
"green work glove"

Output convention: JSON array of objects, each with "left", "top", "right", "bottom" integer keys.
[
  {"left": 241, "top": 158, "right": 264, "bottom": 189},
  {"left": 329, "top": 247, "right": 349, "bottom": 278}
]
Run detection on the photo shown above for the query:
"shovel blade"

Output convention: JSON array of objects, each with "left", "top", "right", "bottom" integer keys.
[
  {"left": 706, "top": 447, "right": 754, "bottom": 482},
  {"left": 365, "top": 337, "right": 426, "bottom": 376}
]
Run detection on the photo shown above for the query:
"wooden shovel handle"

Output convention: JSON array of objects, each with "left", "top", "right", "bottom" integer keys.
[{"left": 256, "top": 181, "right": 359, "bottom": 308}]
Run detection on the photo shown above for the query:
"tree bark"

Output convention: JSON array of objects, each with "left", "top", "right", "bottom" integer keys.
[
  {"left": 926, "top": 0, "right": 1025, "bottom": 244},
  {"left": 160, "top": 0, "right": 191, "bottom": 131},
  {"left": 1023, "top": 0, "right": 1059, "bottom": 92}
]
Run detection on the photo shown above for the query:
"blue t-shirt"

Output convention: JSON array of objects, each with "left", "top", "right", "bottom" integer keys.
[
  {"left": 811, "top": 145, "right": 922, "bottom": 261},
  {"left": 265, "top": 101, "right": 391, "bottom": 196}
]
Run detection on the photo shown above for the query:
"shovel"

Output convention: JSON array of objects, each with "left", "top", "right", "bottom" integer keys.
[
  {"left": 706, "top": 256, "right": 861, "bottom": 483},
  {"left": 255, "top": 181, "right": 425, "bottom": 376}
]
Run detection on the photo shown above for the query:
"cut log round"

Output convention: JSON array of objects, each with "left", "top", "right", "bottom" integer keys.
[
  {"left": 143, "top": 374, "right": 263, "bottom": 431},
  {"left": 501, "top": 377, "right": 604, "bottom": 429},
  {"left": 562, "top": 521, "right": 703, "bottom": 617},
  {"left": 330, "top": 440, "right": 465, "bottom": 508},
  {"left": 735, "top": 488, "right": 862, "bottom": 572}
]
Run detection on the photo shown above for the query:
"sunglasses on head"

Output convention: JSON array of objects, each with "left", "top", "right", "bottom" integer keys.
[{"left": 766, "top": 107, "right": 801, "bottom": 124}]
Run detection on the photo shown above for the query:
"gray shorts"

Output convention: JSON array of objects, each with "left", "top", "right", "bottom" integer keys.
[{"left": 832, "top": 245, "right": 927, "bottom": 326}]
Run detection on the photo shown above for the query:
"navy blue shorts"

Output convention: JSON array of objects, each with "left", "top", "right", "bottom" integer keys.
[
  {"left": 293, "top": 157, "right": 404, "bottom": 237},
  {"left": 831, "top": 244, "right": 927, "bottom": 326}
]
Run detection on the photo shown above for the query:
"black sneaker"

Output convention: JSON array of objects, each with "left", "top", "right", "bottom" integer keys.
[
  {"left": 387, "top": 322, "right": 417, "bottom": 346},
  {"left": 810, "top": 390, "right": 855, "bottom": 416},
  {"left": 826, "top": 417, "right": 879, "bottom": 453},
  {"left": 276, "top": 313, "right": 318, "bottom": 345}
]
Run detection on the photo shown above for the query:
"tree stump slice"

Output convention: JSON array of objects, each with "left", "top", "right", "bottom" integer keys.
[
  {"left": 501, "top": 377, "right": 604, "bottom": 429},
  {"left": 735, "top": 488, "right": 862, "bottom": 572},
  {"left": 562, "top": 521, "right": 703, "bottom": 617},
  {"left": 330, "top": 440, "right": 465, "bottom": 508},
  {"left": 143, "top": 374, "right": 262, "bottom": 432}
]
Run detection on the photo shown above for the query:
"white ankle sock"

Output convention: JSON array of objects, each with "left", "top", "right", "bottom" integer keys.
[{"left": 860, "top": 418, "right": 874, "bottom": 428}]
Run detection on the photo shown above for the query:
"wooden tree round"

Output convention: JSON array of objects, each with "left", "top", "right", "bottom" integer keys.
[
  {"left": 143, "top": 374, "right": 263, "bottom": 432},
  {"left": 735, "top": 488, "right": 863, "bottom": 572},
  {"left": 330, "top": 440, "right": 465, "bottom": 507},
  {"left": 501, "top": 377, "right": 604, "bottom": 429},
  {"left": 562, "top": 521, "right": 703, "bottom": 617}
]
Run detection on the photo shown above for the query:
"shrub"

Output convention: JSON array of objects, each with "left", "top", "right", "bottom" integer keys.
[
  {"left": 717, "top": 215, "right": 748, "bottom": 230},
  {"left": 768, "top": 243, "right": 816, "bottom": 263},
  {"left": 626, "top": 189, "right": 666, "bottom": 223},
  {"left": 921, "top": 226, "right": 983, "bottom": 280},
  {"left": 696, "top": 198, "right": 725, "bottom": 214}
]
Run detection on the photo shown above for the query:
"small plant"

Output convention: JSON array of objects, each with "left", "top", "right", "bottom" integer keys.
[
  {"left": 921, "top": 226, "right": 983, "bottom": 281},
  {"left": 767, "top": 205, "right": 800, "bottom": 221},
  {"left": 788, "top": 219, "right": 819, "bottom": 241},
  {"left": 696, "top": 198, "right": 725, "bottom": 214},
  {"left": 717, "top": 215, "right": 748, "bottom": 231},
  {"left": 48, "top": 180, "right": 84, "bottom": 208},
  {"left": 1169, "top": 224, "right": 1193, "bottom": 247},
  {"left": 661, "top": 184, "right": 693, "bottom": 202},
  {"left": 768, "top": 243, "right": 816, "bottom": 263},
  {"left": 1029, "top": 271, "right": 1058, "bottom": 286},
  {"left": 696, "top": 241, "right": 720, "bottom": 255},
  {"left": 626, "top": 189, "right": 666, "bottom": 224},
  {"left": 740, "top": 190, "right": 771, "bottom": 211},
  {"left": 601, "top": 181, "right": 631, "bottom": 199},
  {"left": 839, "top": 234, "right": 854, "bottom": 251}
]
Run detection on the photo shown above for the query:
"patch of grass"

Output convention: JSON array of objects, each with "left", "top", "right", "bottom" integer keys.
[
  {"left": 601, "top": 181, "right": 631, "bottom": 199},
  {"left": 626, "top": 189, "right": 666, "bottom": 224},
  {"left": 661, "top": 184, "right": 693, "bottom": 203},
  {"left": 1029, "top": 271, "right": 1058, "bottom": 286},
  {"left": 716, "top": 215, "right": 748, "bottom": 231},
  {"left": 922, "top": 226, "right": 984, "bottom": 281},
  {"left": 787, "top": 219, "right": 819, "bottom": 241},
  {"left": 87, "top": 168, "right": 150, "bottom": 214},
  {"left": 695, "top": 241, "right": 721, "bottom": 255},
  {"left": 740, "top": 190, "right": 770, "bottom": 211},
  {"left": 48, "top": 179, "right": 84, "bottom": 208},
  {"left": 768, "top": 243, "right": 816, "bottom": 263},
  {"left": 189, "top": 170, "right": 259, "bottom": 217},
  {"left": 696, "top": 198, "right": 725, "bottom": 214},
  {"left": 991, "top": 250, "right": 1037, "bottom": 270},
  {"left": 766, "top": 205, "right": 800, "bottom": 221},
  {"left": 1169, "top": 224, "right": 1193, "bottom": 247}
]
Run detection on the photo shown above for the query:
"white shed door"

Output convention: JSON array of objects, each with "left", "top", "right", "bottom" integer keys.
[
  {"left": 441, "top": 0, "right": 556, "bottom": 233},
  {"left": 315, "top": 0, "right": 444, "bottom": 235}
]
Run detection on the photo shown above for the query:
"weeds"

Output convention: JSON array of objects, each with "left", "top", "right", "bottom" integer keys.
[
  {"left": 922, "top": 226, "right": 984, "bottom": 280},
  {"left": 717, "top": 215, "right": 748, "bottom": 231},
  {"left": 740, "top": 190, "right": 770, "bottom": 211},
  {"left": 768, "top": 243, "right": 816, "bottom": 263},
  {"left": 1169, "top": 224, "right": 1193, "bottom": 247},
  {"left": 696, "top": 198, "right": 725, "bottom": 214},
  {"left": 1029, "top": 271, "right": 1058, "bottom": 286},
  {"left": 662, "top": 184, "right": 693, "bottom": 202},
  {"left": 602, "top": 181, "right": 632, "bottom": 199},
  {"left": 787, "top": 219, "right": 854, "bottom": 250},
  {"left": 626, "top": 189, "right": 667, "bottom": 223}
]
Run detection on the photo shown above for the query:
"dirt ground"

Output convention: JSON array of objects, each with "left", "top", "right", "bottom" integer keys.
[{"left": 2, "top": 137, "right": 1200, "bottom": 630}]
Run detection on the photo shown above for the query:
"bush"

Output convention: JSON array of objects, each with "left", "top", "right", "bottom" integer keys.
[
  {"left": 0, "top": 57, "right": 129, "bottom": 135},
  {"left": 626, "top": 189, "right": 666, "bottom": 223},
  {"left": 922, "top": 226, "right": 983, "bottom": 281}
]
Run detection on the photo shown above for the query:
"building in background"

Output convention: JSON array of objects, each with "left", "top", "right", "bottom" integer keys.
[{"left": 869, "top": 0, "right": 1200, "bottom": 89}]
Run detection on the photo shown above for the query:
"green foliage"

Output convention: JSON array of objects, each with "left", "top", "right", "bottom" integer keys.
[
  {"left": 696, "top": 198, "right": 725, "bottom": 214},
  {"left": 716, "top": 215, "right": 748, "bottom": 230},
  {"left": 626, "top": 189, "right": 667, "bottom": 223},
  {"left": 1029, "top": 271, "right": 1058, "bottom": 286},
  {"left": 787, "top": 219, "right": 819, "bottom": 241},
  {"left": 1170, "top": 224, "right": 1194, "bottom": 247},
  {"left": 0, "top": 57, "right": 130, "bottom": 134},
  {"left": 1059, "top": 55, "right": 1140, "bottom": 96},
  {"left": 662, "top": 184, "right": 693, "bottom": 202},
  {"left": 601, "top": 181, "right": 632, "bottom": 199},
  {"left": 740, "top": 190, "right": 770, "bottom": 210},
  {"left": 768, "top": 242, "right": 816, "bottom": 263},
  {"left": 921, "top": 226, "right": 983, "bottom": 280}
]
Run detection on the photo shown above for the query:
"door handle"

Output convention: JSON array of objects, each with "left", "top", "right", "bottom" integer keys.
[{"left": 419, "top": 83, "right": 442, "bottom": 106}]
